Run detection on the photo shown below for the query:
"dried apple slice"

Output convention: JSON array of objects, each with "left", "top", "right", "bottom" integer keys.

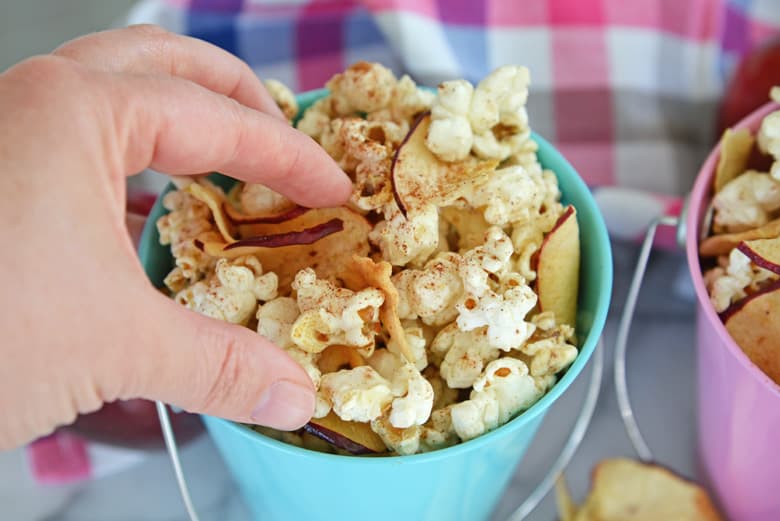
[
  {"left": 536, "top": 206, "right": 580, "bottom": 328},
  {"left": 722, "top": 279, "right": 780, "bottom": 384},
  {"left": 185, "top": 181, "right": 236, "bottom": 241},
  {"left": 224, "top": 203, "right": 310, "bottom": 225},
  {"left": 713, "top": 128, "right": 755, "bottom": 193},
  {"left": 192, "top": 218, "right": 344, "bottom": 259},
  {"left": 699, "top": 217, "right": 780, "bottom": 256},
  {"left": 237, "top": 207, "right": 371, "bottom": 291},
  {"left": 574, "top": 458, "right": 724, "bottom": 521},
  {"left": 555, "top": 475, "right": 579, "bottom": 521},
  {"left": 340, "top": 255, "right": 414, "bottom": 363},
  {"left": 391, "top": 113, "right": 498, "bottom": 217},
  {"left": 737, "top": 236, "right": 780, "bottom": 274},
  {"left": 304, "top": 412, "right": 387, "bottom": 455}
]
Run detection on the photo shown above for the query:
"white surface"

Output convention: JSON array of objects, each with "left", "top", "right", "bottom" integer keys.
[{"left": 0, "top": 242, "right": 708, "bottom": 521}]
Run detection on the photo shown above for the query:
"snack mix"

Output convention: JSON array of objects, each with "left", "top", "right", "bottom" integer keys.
[
  {"left": 700, "top": 86, "right": 780, "bottom": 385},
  {"left": 157, "top": 62, "right": 581, "bottom": 455}
]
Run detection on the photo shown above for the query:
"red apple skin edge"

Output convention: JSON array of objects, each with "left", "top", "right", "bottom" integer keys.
[
  {"left": 718, "top": 278, "right": 780, "bottom": 323},
  {"left": 391, "top": 111, "right": 431, "bottom": 218},
  {"left": 718, "top": 36, "right": 780, "bottom": 134},
  {"left": 302, "top": 422, "right": 377, "bottom": 455},
  {"left": 737, "top": 241, "right": 780, "bottom": 275}
]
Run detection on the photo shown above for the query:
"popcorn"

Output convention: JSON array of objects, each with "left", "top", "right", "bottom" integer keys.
[
  {"left": 420, "top": 408, "right": 460, "bottom": 451},
  {"left": 426, "top": 80, "right": 475, "bottom": 162},
  {"left": 369, "top": 203, "right": 440, "bottom": 267},
  {"left": 713, "top": 171, "right": 780, "bottom": 232},
  {"left": 369, "top": 74, "right": 435, "bottom": 125},
  {"left": 264, "top": 78, "right": 299, "bottom": 121},
  {"left": 511, "top": 210, "right": 562, "bottom": 281},
  {"left": 296, "top": 97, "right": 333, "bottom": 141},
  {"left": 368, "top": 349, "right": 434, "bottom": 428},
  {"left": 370, "top": 417, "right": 421, "bottom": 456},
  {"left": 426, "top": 66, "right": 531, "bottom": 164},
  {"left": 462, "top": 163, "right": 560, "bottom": 226},
  {"left": 319, "top": 118, "right": 403, "bottom": 211},
  {"left": 320, "top": 366, "right": 394, "bottom": 422},
  {"left": 431, "top": 324, "right": 500, "bottom": 389},
  {"left": 423, "top": 366, "right": 460, "bottom": 410},
  {"left": 707, "top": 248, "right": 779, "bottom": 312},
  {"left": 327, "top": 61, "right": 397, "bottom": 115},
  {"left": 450, "top": 358, "right": 544, "bottom": 441},
  {"left": 158, "top": 62, "right": 581, "bottom": 456},
  {"left": 757, "top": 108, "right": 780, "bottom": 180},
  {"left": 387, "top": 362, "right": 434, "bottom": 428},
  {"left": 456, "top": 284, "right": 538, "bottom": 351},
  {"left": 240, "top": 183, "right": 294, "bottom": 215},
  {"left": 157, "top": 190, "right": 216, "bottom": 289},
  {"left": 521, "top": 313, "right": 578, "bottom": 377},
  {"left": 175, "top": 256, "right": 277, "bottom": 324},
  {"left": 256, "top": 297, "right": 299, "bottom": 349},
  {"left": 393, "top": 252, "right": 463, "bottom": 326},
  {"left": 290, "top": 268, "right": 384, "bottom": 353}
]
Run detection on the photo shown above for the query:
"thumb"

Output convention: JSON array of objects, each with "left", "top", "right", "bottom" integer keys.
[{"left": 129, "top": 292, "right": 315, "bottom": 431}]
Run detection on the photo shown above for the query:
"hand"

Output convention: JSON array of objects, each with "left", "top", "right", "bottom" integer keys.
[{"left": 0, "top": 25, "right": 351, "bottom": 449}]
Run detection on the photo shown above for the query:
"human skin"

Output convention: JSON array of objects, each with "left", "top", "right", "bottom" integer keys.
[{"left": 0, "top": 25, "right": 352, "bottom": 450}]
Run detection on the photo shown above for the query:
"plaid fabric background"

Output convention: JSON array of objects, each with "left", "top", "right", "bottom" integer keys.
[
  {"left": 127, "top": 0, "right": 780, "bottom": 197},
  {"left": 28, "top": 0, "right": 780, "bottom": 483}
]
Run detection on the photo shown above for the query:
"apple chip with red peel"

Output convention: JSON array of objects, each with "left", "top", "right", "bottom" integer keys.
[
  {"left": 238, "top": 207, "right": 371, "bottom": 292},
  {"left": 341, "top": 255, "right": 415, "bottom": 363},
  {"left": 304, "top": 412, "right": 387, "bottom": 454},
  {"left": 224, "top": 203, "right": 310, "bottom": 225},
  {"left": 192, "top": 218, "right": 344, "bottom": 259},
  {"left": 699, "top": 217, "right": 780, "bottom": 257},
  {"left": 723, "top": 280, "right": 780, "bottom": 384},
  {"left": 536, "top": 206, "right": 580, "bottom": 328},
  {"left": 713, "top": 128, "right": 755, "bottom": 193},
  {"left": 737, "top": 236, "right": 780, "bottom": 274},
  {"left": 391, "top": 113, "right": 498, "bottom": 217}
]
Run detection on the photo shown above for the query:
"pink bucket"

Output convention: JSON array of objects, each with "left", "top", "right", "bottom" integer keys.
[{"left": 686, "top": 101, "right": 780, "bottom": 520}]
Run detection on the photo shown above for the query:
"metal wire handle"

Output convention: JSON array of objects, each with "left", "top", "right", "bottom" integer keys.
[
  {"left": 613, "top": 215, "right": 682, "bottom": 461},
  {"left": 157, "top": 337, "right": 604, "bottom": 521}
]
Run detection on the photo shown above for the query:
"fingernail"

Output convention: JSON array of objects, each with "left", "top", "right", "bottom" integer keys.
[{"left": 251, "top": 380, "right": 315, "bottom": 430}]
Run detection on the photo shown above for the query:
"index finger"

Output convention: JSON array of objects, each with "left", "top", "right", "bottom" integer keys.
[
  {"left": 54, "top": 24, "right": 286, "bottom": 120},
  {"left": 102, "top": 69, "right": 351, "bottom": 207}
]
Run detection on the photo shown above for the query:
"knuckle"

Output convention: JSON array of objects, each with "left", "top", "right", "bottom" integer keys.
[{"left": 199, "top": 333, "right": 247, "bottom": 412}]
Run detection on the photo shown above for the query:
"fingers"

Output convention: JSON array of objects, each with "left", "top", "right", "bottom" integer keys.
[
  {"left": 130, "top": 293, "right": 315, "bottom": 430},
  {"left": 53, "top": 24, "right": 286, "bottom": 120},
  {"left": 108, "top": 71, "right": 351, "bottom": 207}
]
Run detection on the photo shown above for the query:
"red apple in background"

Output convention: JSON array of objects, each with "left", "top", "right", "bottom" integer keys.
[
  {"left": 66, "top": 400, "right": 203, "bottom": 449},
  {"left": 718, "top": 37, "right": 780, "bottom": 134}
]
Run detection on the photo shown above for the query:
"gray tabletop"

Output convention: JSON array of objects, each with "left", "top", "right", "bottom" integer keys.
[{"left": 0, "top": 240, "right": 706, "bottom": 521}]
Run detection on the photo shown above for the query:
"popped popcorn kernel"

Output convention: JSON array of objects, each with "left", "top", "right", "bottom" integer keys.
[
  {"left": 264, "top": 78, "right": 299, "bottom": 121},
  {"left": 175, "top": 256, "right": 277, "bottom": 324},
  {"left": 707, "top": 248, "right": 779, "bottom": 312},
  {"left": 713, "top": 171, "right": 780, "bottom": 232},
  {"left": 757, "top": 108, "right": 780, "bottom": 180},
  {"left": 450, "top": 358, "right": 544, "bottom": 441},
  {"left": 290, "top": 268, "right": 384, "bottom": 353},
  {"left": 320, "top": 366, "right": 394, "bottom": 423}
]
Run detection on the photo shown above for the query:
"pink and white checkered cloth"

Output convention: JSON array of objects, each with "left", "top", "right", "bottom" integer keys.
[{"left": 30, "top": 0, "right": 780, "bottom": 484}]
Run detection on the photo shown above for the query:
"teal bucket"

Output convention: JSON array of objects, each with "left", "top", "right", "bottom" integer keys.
[{"left": 139, "top": 90, "right": 613, "bottom": 521}]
